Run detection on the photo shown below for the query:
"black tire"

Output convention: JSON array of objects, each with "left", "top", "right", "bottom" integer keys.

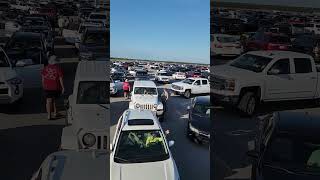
[
  {"left": 184, "top": 90, "right": 191, "bottom": 99},
  {"left": 238, "top": 91, "right": 257, "bottom": 117}
]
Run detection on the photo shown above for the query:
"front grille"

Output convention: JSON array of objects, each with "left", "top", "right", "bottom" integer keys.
[
  {"left": 0, "top": 88, "right": 8, "bottom": 94},
  {"left": 211, "top": 75, "right": 225, "bottom": 90},
  {"left": 141, "top": 104, "right": 155, "bottom": 110}
]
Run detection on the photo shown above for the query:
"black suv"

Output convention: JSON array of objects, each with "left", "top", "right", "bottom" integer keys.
[
  {"left": 247, "top": 112, "right": 320, "bottom": 180},
  {"left": 187, "top": 96, "right": 210, "bottom": 144}
]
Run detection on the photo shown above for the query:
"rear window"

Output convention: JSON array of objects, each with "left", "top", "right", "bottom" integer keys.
[
  {"left": 216, "top": 36, "right": 239, "bottom": 43},
  {"left": 294, "top": 58, "right": 313, "bottom": 73},
  {"left": 269, "top": 35, "right": 290, "bottom": 43}
]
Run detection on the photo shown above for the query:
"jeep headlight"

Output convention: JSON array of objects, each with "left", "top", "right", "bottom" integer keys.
[
  {"left": 153, "top": 104, "right": 158, "bottom": 109},
  {"left": 135, "top": 103, "right": 140, "bottom": 109},
  {"left": 224, "top": 79, "right": 235, "bottom": 91},
  {"left": 82, "top": 133, "right": 96, "bottom": 147},
  {"left": 157, "top": 103, "right": 163, "bottom": 110}
]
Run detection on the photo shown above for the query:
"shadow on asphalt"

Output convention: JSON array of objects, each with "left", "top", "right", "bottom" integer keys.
[
  {"left": 110, "top": 99, "right": 129, "bottom": 127},
  {"left": 0, "top": 124, "right": 64, "bottom": 180}
]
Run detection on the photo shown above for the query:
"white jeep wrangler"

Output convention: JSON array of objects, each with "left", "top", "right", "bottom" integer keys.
[
  {"left": 129, "top": 80, "right": 164, "bottom": 121},
  {"left": 62, "top": 61, "right": 109, "bottom": 151}
]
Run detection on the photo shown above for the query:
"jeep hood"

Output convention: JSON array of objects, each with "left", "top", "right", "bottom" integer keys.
[
  {"left": 73, "top": 105, "right": 108, "bottom": 129},
  {"left": 132, "top": 95, "right": 159, "bottom": 105},
  {"left": 111, "top": 159, "right": 178, "bottom": 180},
  {"left": 0, "top": 68, "right": 17, "bottom": 82},
  {"left": 212, "top": 64, "right": 259, "bottom": 80}
]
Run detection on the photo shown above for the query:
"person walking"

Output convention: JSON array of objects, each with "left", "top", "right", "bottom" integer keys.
[
  {"left": 41, "top": 55, "right": 65, "bottom": 120},
  {"left": 123, "top": 79, "right": 130, "bottom": 99},
  {"left": 161, "top": 88, "right": 169, "bottom": 112}
]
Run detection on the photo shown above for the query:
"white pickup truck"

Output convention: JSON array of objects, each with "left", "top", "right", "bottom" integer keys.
[
  {"left": 171, "top": 78, "right": 210, "bottom": 98},
  {"left": 211, "top": 51, "right": 320, "bottom": 116}
]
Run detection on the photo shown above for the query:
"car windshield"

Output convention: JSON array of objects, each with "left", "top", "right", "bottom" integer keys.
[
  {"left": 134, "top": 87, "right": 157, "bottom": 95},
  {"left": 84, "top": 32, "right": 107, "bottom": 45},
  {"left": 193, "top": 103, "right": 210, "bottom": 116},
  {"left": 264, "top": 134, "right": 320, "bottom": 174},
  {"left": 159, "top": 73, "right": 169, "bottom": 76},
  {"left": 217, "top": 36, "right": 239, "bottom": 43},
  {"left": 0, "top": 50, "right": 9, "bottom": 67},
  {"left": 269, "top": 36, "right": 290, "bottom": 43},
  {"left": 114, "top": 130, "right": 169, "bottom": 163},
  {"left": 230, "top": 54, "right": 272, "bottom": 72},
  {"left": 77, "top": 81, "right": 108, "bottom": 104},
  {"left": 183, "top": 79, "right": 195, "bottom": 84}
]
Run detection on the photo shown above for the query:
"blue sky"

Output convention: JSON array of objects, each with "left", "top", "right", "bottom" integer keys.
[
  {"left": 217, "top": 0, "right": 320, "bottom": 8},
  {"left": 110, "top": 0, "right": 210, "bottom": 64}
]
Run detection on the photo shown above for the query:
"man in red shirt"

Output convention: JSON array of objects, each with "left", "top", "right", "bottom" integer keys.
[{"left": 41, "top": 55, "right": 65, "bottom": 120}]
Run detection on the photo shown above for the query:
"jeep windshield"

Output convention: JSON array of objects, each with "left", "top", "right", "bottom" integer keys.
[
  {"left": 83, "top": 32, "right": 107, "bottom": 45},
  {"left": 193, "top": 103, "right": 210, "bottom": 116},
  {"left": 77, "top": 81, "right": 108, "bottom": 104},
  {"left": 114, "top": 130, "right": 169, "bottom": 163},
  {"left": 230, "top": 54, "right": 272, "bottom": 72},
  {"left": 264, "top": 134, "right": 320, "bottom": 175},
  {"left": 134, "top": 87, "right": 157, "bottom": 95},
  {"left": 182, "top": 79, "right": 195, "bottom": 84}
]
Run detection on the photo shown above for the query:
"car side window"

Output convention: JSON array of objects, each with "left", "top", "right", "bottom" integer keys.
[
  {"left": 194, "top": 80, "right": 201, "bottom": 86},
  {"left": 268, "top": 59, "right": 290, "bottom": 75},
  {"left": 294, "top": 58, "right": 312, "bottom": 73},
  {"left": 202, "top": 80, "right": 208, "bottom": 85}
]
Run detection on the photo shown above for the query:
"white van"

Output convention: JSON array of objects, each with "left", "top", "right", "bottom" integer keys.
[{"left": 62, "top": 61, "right": 109, "bottom": 150}]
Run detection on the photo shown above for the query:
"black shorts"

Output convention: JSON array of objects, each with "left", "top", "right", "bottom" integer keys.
[
  {"left": 45, "top": 90, "right": 61, "bottom": 99},
  {"left": 124, "top": 89, "right": 130, "bottom": 93}
]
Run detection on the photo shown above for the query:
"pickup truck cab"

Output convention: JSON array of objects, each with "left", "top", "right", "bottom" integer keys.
[
  {"left": 63, "top": 61, "right": 109, "bottom": 151},
  {"left": 31, "top": 150, "right": 108, "bottom": 180},
  {"left": 211, "top": 51, "right": 320, "bottom": 116},
  {"left": 110, "top": 109, "right": 180, "bottom": 180},
  {"left": 0, "top": 47, "right": 23, "bottom": 104},
  {"left": 171, "top": 78, "right": 210, "bottom": 98},
  {"left": 155, "top": 70, "right": 171, "bottom": 83},
  {"left": 129, "top": 80, "right": 164, "bottom": 121}
]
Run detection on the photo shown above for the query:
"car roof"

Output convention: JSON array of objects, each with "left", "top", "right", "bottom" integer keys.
[
  {"left": 195, "top": 96, "right": 210, "bottom": 104},
  {"left": 274, "top": 111, "right": 320, "bottom": 137},
  {"left": 122, "top": 109, "right": 160, "bottom": 131},
  {"left": 247, "top": 51, "right": 312, "bottom": 59},
  {"left": 187, "top": 77, "right": 208, "bottom": 80},
  {"left": 43, "top": 150, "right": 108, "bottom": 180},
  {"left": 133, "top": 80, "right": 156, "bottom": 87},
  {"left": 75, "top": 61, "right": 107, "bottom": 81}
]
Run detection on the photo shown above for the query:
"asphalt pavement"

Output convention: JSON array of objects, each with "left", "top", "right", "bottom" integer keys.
[{"left": 110, "top": 83, "right": 210, "bottom": 180}]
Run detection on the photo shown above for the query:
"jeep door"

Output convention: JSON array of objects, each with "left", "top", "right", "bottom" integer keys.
[{"left": 264, "top": 59, "right": 297, "bottom": 100}]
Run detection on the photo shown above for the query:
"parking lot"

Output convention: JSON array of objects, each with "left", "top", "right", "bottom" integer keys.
[{"left": 110, "top": 76, "right": 210, "bottom": 180}]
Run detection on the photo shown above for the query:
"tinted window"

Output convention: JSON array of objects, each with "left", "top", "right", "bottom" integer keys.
[
  {"left": 294, "top": 58, "right": 312, "bottom": 73},
  {"left": 194, "top": 80, "right": 201, "bottom": 86},
  {"left": 202, "top": 80, "right": 208, "bottom": 85},
  {"left": 134, "top": 87, "right": 157, "bottom": 95},
  {"left": 269, "top": 35, "right": 290, "bottom": 43},
  {"left": 269, "top": 59, "right": 290, "bottom": 74},
  {"left": 77, "top": 81, "right": 108, "bottom": 104}
]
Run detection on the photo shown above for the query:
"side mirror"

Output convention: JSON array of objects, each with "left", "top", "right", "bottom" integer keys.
[
  {"left": 268, "top": 68, "right": 280, "bottom": 75},
  {"left": 16, "top": 59, "right": 34, "bottom": 67},
  {"left": 168, "top": 140, "right": 175, "bottom": 148}
]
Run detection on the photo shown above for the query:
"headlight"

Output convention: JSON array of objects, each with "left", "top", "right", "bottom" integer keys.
[
  {"left": 224, "top": 79, "right": 235, "bottom": 91},
  {"left": 135, "top": 103, "right": 140, "bottom": 109},
  {"left": 189, "top": 124, "right": 199, "bottom": 133},
  {"left": 7, "top": 77, "right": 22, "bottom": 85},
  {"left": 82, "top": 133, "right": 96, "bottom": 147}
]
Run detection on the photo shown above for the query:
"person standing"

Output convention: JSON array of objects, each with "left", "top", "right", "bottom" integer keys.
[
  {"left": 161, "top": 88, "right": 169, "bottom": 112},
  {"left": 41, "top": 55, "right": 65, "bottom": 120},
  {"left": 123, "top": 79, "right": 130, "bottom": 99},
  {"left": 58, "top": 16, "right": 65, "bottom": 36}
]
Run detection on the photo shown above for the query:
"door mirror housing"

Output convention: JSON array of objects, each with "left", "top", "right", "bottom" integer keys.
[
  {"left": 168, "top": 140, "right": 175, "bottom": 148},
  {"left": 16, "top": 59, "right": 34, "bottom": 67},
  {"left": 268, "top": 68, "right": 281, "bottom": 75}
]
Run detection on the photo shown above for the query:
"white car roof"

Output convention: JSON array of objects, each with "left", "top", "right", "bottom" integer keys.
[
  {"left": 187, "top": 77, "right": 208, "bottom": 80},
  {"left": 247, "top": 51, "right": 312, "bottom": 59},
  {"left": 40, "top": 150, "right": 107, "bottom": 180},
  {"left": 122, "top": 109, "right": 160, "bottom": 131},
  {"left": 133, "top": 80, "right": 157, "bottom": 88},
  {"left": 75, "top": 61, "right": 107, "bottom": 82}
]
